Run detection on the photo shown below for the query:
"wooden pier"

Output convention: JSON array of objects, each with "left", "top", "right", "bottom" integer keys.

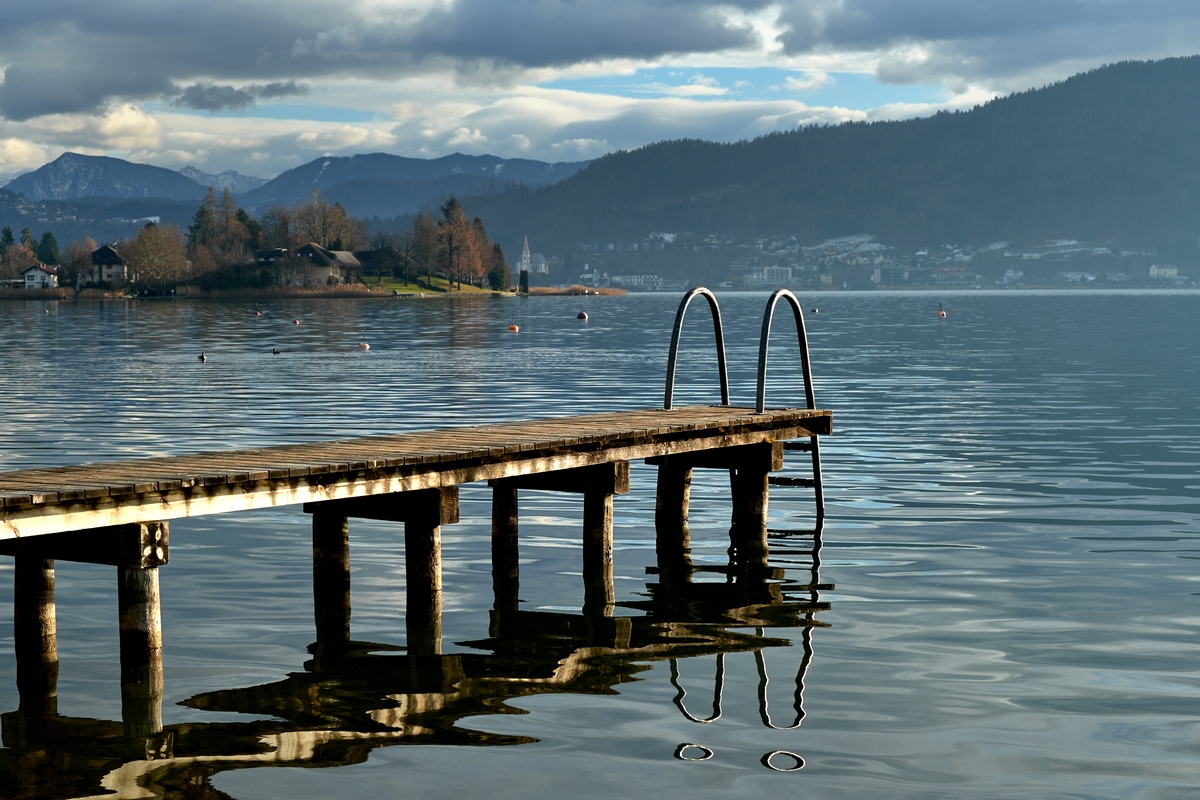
[
  {"left": 1, "top": 287, "right": 833, "bottom": 790},
  {"left": 0, "top": 403, "right": 830, "bottom": 741}
]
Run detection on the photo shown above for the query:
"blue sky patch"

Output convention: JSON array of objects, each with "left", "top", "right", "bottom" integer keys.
[{"left": 540, "top": 67, "right": 946, "bottom": 109}]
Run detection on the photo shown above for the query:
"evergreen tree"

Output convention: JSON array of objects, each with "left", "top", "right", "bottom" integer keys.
[
  {"left": 37, "top": 231, "right": 60, "bottom": 265},
  {"left": 1, "top": 226, "right": 13, "bottom": 248},
  {"left": 188, "top": 188, "right": 219, "bottom": 246}
]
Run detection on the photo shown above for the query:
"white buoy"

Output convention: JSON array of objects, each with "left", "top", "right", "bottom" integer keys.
[{"left": 358, "top": 328, "right": 370, "bottom": 350}]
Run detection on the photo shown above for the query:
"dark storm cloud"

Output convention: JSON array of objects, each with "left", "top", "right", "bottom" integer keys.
[
  {"left": 2, "top": 0, "right": 1200, "bottom": 121},
  {"left": 172, "top": 81, "right": 310, "bottom": 112},
  {"left": 777, "top": 0, "right": 1200, "bottom": 85},
  {"left": 0, "top": 0, "right": 770, "bottom": 120}
]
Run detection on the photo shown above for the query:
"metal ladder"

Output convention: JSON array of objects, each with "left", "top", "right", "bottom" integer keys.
[{"left": 663, "top": 287, "right": 824, "bottom": 519}]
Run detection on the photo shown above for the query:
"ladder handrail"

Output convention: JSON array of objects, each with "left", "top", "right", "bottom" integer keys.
[
  {"left": 664, "top": 287, "right": 730, "bottom": 410},
  {"left": 756, "top": 288, "right": 824, "bottom": 515},
  {"left": 755, "top": 288, "right": 816, "bottom": 413}
]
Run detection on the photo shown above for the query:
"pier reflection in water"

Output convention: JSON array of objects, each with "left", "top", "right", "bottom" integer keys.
[{"left": 0, "top": 520, "right": 827, "bottom": 799}]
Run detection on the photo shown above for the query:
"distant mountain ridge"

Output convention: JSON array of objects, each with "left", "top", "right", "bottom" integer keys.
[
  {"left": 177, "top": 166, "right": 267, "bottom": 194},
  {"left": 237, "top": 152, "right": 590, "bottom": 217},
  {"left": 5, "top": 153, "right": 208, "bottom": 201},
  {"left": 462, "top": 55, "right": 1200, "bottom": 251}
]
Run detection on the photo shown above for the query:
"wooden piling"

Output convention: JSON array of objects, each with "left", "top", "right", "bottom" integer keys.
[
  {"left": 582, "top": 491, "right": 615, "bottom": 616},
  {"left": 312, "top": 511, "right": 351, "bottom": 651},
  {"left": 729, "top": 463, "right": 770, "bottom": 568},
  {"left": 491, "top": 484, "right": 520, "bottom": 614},
  {"left": 655, "top": 464, "right": 692, "bottom": 574},
  {"left": 116, "top": 522, "right": 167, "bottom": 738},
  {"left": 13, "top": 556, "right": 57, "bottom": 715},
  {"left": 399, "top": 488, "right": 458, "bottom": 657}
]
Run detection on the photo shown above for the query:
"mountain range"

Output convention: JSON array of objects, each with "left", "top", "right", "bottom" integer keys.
[
  {"left": 460, "top": 55, "right": 1200, "bottom": 252},
  {"left": 2, "top": 151, "right": 589, "bottom": 219}
]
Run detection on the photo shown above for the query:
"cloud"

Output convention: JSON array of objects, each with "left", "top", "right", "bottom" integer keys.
[
  {"left": 172, "top": 80, "right": 311, "bottom": 112},
  {"left": 783, "top": 71, "right": 833, "bottom": 93},
  {"left": 0, "top": 137, "right": 47, "bottom": 174}
]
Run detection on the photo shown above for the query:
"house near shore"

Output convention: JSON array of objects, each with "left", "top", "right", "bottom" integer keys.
[
  {"left": 89, "top": 244, "right": 127, "bottom": 285},
  {"left": 22, "top": 264, "right": 58, "bottom": 289},
  {"left": 295, "top": 243, "right": 362, "bottom": 286}
]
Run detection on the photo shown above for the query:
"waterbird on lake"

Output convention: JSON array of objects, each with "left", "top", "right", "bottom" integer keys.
[
  {"left": 198, "top": 352, "right": 206, "bottom": 362},
  {"left": 272, "top": 348, "right": 280, "bottom": 355}
]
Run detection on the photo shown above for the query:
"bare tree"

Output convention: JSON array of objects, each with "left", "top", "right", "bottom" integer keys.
[{"left": 126, "top": 224, "right": 187, "bottom": 292}]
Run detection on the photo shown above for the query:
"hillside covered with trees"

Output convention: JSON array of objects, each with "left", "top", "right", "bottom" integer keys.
[{"left": 460, "top": 56, "right": 1200, "bottom": 253}]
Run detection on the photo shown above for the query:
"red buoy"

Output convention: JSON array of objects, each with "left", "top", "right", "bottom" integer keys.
[
  {"left": 293, "top": 319, "right": 300, "bottom": 325},
  {"left": 508, "top": 324, "right": 519, "bottom": 332},
  {"left": 936, "top": 302, "right": 947, "bottom": 319}
]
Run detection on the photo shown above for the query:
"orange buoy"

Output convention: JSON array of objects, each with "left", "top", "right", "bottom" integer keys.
[{"left": 508, "top": 324, "right": 519, "bottom": 332}]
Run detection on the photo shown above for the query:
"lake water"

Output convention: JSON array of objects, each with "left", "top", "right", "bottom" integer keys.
[{"left": 1, "top": 290, "right": 1198, "bottom": 799}]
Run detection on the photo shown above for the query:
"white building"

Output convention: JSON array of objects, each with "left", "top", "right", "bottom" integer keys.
[
  {"left": 22, "top": 264, "right": 59, "bottom": 289},
  {"left": 520, "top": 235, "right": 549, "bottom": 274},
  {"left": 744, "top": 265, "right": 792, "bottom": 289}
]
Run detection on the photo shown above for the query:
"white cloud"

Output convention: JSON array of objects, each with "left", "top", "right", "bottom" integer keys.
[
  {"left": 0, "top": 137, "right": 47, "bottom": 173},
  {"left": 784, "top": 71, "right": 833, "bottom": 93}
]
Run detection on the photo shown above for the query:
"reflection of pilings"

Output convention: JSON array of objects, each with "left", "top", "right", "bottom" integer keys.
[
  {"left": 312, "top": 511, "right": 351, "bottom": 653},
  {"left": 491, "top": 484, "right": 520, "bottom": 615},
  {"left": 14, "top": 556, "right": 57, "bottom": 716},
  {"left": 583, "top": 491, "right": 615, "bottom": 616}
]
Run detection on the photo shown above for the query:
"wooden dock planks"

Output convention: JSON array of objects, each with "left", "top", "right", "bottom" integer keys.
[{"left": 0, "top": 405, "right": 831, "bottom": 538}]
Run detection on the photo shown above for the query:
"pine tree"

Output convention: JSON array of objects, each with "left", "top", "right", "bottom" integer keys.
[
  {"left": 0, "top": 226, "right": 13, "bottom": 248},
  {"left": 37, "top": 231, "right": 60, "bottom": 265}
]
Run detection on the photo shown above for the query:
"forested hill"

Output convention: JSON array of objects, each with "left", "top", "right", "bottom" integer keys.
[{"left": 464, "top": 56, "right": 1200, "bottom": 251}]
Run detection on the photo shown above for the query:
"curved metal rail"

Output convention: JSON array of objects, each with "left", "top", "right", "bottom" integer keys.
[
  {"left": 755, "top": 288, "right": 824, "bottom": 514},
  {"left": 754, "top": 626, "right": 814, "bottom": 729},
  {"left": 664, "top": 287, "right": 730, "bottom": 410},
  {"left": 669, "top": 654, "right": 725, "bottom": 723}
]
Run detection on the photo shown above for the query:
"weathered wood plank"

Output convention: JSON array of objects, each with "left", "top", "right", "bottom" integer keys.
[{"left": 0, "top": 406, "right": 831, "bottom": 536}]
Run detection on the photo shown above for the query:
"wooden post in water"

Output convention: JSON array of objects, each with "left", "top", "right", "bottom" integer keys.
[
  {"left": 654, "top": 464, "right": 693, "bottom": 579},
  {"left": 405, "top": 493, "right": 445, "bottom": 657},
  {"left": 117, "top": 522, "right": 168, "bottom": 739},
  {"left": 491, "top": 484, "right": 520, "bottom": 615},
  {"left": 582, "top": 490, "right": 615, "bottom": 616},
  {"left": 312, "top": 510, "right": 351, "bottom": 654},
  {"left": 13, "top": 556, "right": 57, "bottom": 716},
  {"left": 303, "top": 488, "right": 459, "bottom": 659},
  {"left": 729, "top": 460, "right": 770, "bottom": 569}
]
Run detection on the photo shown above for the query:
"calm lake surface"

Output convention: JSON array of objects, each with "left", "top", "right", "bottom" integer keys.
[{"left": 1, "top": 290, "right": 1198, "bottom": 799}]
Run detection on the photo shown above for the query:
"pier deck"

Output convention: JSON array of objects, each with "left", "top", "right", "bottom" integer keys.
[{"left": 0, "top": 405, "right": 831, "bottom": 539}]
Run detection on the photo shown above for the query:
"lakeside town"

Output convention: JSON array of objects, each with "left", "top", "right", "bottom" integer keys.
[{"left": 0, "top": 186, "right": 1194, "bottom": 297}]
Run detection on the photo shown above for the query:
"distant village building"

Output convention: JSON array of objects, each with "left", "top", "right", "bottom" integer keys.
[
  {"left": 22, "top": 264, "right": 58, "bottom": 289},
  {"left": 520, "top": 235, "right": 549, "bottom": 275},
  {"left": 295, "top": 243, "right": 361, "bottom": 286},
  {"left": 1149, "top": 264, "right": 1178, "bottom": 279},
  {"left": 89, "top": 244, "right": 127, "bottom": 285},
  {"left": 743, "top": 265, "right": 792, "bottom": 289}
]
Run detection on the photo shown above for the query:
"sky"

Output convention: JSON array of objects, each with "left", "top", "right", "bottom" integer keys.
[{"left": 0, "top": 0, "right": 1198, "bottom": 180}]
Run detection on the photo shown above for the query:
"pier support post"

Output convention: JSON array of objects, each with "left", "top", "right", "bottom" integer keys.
[
  {"left": 312, "top": 511, "right": 351, "bottom": 654},
  {"left": 13, "top": 556, "right": 57, "bottom": 716},
  {"left": 117, "top": 522, "right": 168, "bottom": 739},
  {"left": 583, "top": 491, "right": 615, "bottom": 616},
  {"left": 405, "top": 493, "right": 446, "bottom": 657},
  {"left": 117, "top": 522, "right": 169, "bottom": 743},
  {"left": 655, "top": 464, "right": 693, "bottom": 577},
  {"left": 491, "top": 484, "right": 520, "bottom": 614},
  {"left": 729, "top": 461, "right": 770, "bottom": 568}
]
